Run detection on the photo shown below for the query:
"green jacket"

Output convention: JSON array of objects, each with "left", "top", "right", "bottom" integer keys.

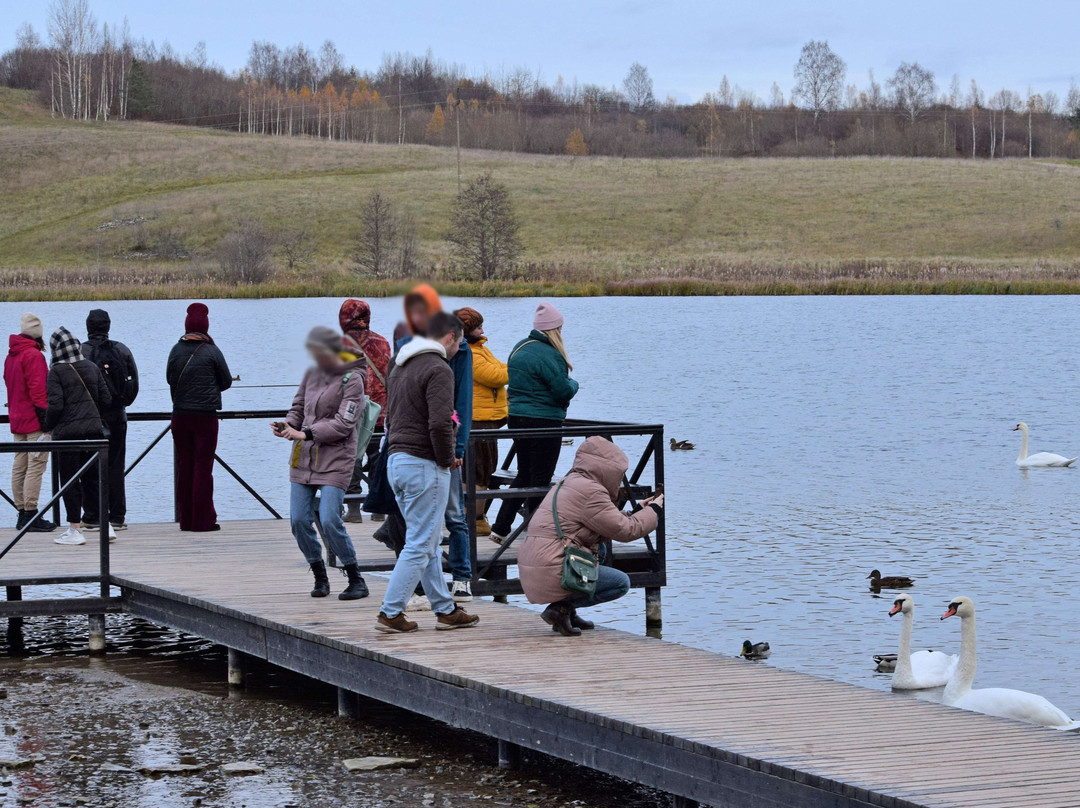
[{"left": 507, "top": 330, "right": 579, "bottom": 421}]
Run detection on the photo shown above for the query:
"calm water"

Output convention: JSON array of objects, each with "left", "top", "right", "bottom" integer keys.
[{"left": 3, "top": 295, "right": 1080, "bottom": 711}]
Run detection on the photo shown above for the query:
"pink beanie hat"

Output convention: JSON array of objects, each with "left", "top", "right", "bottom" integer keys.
[{"left": 533, "top": 302, "right": 564, "bottom": 332}]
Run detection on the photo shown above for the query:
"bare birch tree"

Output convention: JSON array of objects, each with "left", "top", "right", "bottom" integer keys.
[
  {"left": 889, "top": 62, "right": 936, "bottom": 123},
  {"left": 792, "top": 40, "right": 845, "bottom": 123}
]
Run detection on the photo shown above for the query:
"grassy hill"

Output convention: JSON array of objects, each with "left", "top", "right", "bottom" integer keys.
[{"left": 2, "top": 87, "right": 1080, "bottom": 299}]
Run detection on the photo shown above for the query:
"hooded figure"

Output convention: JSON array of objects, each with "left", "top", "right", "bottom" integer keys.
[
  {"left": 338, "top": 299, "right": 390, "bottom": 425},
  {"left": 517, "top": 437, "right": 661, "bottom": 631}
]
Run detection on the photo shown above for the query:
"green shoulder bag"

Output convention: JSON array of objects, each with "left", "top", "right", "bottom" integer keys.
[{"left": 554, "top": 481, "right": 599, "bottom": 597}]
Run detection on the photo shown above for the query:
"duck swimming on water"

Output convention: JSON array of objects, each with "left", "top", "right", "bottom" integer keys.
[
  {"left": 670, "top": 438, "right": 695, "bottom": 451},
  {"left": 740, "top": 640, "right": 770, "bottom": 660},
  {"left": 867, "top": 570, "right": 914, "bottom": 589}
]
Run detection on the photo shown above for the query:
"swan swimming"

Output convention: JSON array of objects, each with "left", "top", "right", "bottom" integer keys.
[
  {"left": 887, "top": 595, "right": 957, "bottom": 690},
  {"left": 940, "top": 596, "right": 1080, "bottom": 730},
  {"left": 1013, "top": 422, "right": 1076, "bottom": 468}
]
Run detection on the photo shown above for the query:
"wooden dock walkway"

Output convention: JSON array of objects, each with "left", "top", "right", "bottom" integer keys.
[{"left": 4, "top": 519, "right": 1080, "bottom": 808}]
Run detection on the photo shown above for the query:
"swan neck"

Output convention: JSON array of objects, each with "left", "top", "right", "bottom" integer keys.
[
  {"left": 895, "top": 611, "right": 915, "bottom": 679},
  {"left": 945, "top": 614, "right": 976, "bottom": 702},
  {"left": 1018, "top": 428, "right": 1029, "bottom": 462}
]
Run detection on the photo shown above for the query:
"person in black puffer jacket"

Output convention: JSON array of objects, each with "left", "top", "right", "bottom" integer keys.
[
  {"left": 166, "top": 303, "right": 232, "bottom": 532},
  {"left": 44, "top": 327, "right": 111, "bottom": 546}
]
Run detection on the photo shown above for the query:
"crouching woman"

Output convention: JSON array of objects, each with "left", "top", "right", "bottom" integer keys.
[
  {"left": 518, "top": 436, "right": 664, "bottom": 636},
  {"left": 272, "top": 327, "right": 369, "bottom": 601}
]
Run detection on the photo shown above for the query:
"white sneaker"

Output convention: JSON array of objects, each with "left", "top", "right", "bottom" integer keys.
[
  {"left": 108, "top": 523, "right": 117, "bottom": 542},
  {"left": 54, "top": 528, "right": 86, "bottom": 546},
  {"left": 489, "top": 532, "right": 508, "bottom": 546},
  {"left": 406, "top": 594, "right": 432, "bottom": 612},
  {"left": 451, "top": 580, "right": 473, "bottom": 602}
]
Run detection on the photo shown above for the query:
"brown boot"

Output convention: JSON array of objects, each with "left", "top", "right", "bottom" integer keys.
[
  {"left": 541, "top": 604, "right": 581, "bottom": 637},
  {"left": 475, "top": 515, "right": 492, "bottom": 536},
  {"left": 375, "top": 612, "right": 419, "bottom": 634},
  {"left": 436, "top": 606, "right": 480, "bottom": 631}
]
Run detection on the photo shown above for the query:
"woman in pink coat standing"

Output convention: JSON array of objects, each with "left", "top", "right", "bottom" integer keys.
[{"left": 517, "top": 436, "right": 664, "bottom": 636}]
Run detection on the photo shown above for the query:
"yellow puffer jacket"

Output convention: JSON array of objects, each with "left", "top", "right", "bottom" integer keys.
[{"left": 470, "top": 337, "right": 508, "bottom": 421}]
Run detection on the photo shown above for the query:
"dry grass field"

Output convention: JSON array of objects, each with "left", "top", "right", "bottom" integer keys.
[{"left": 2, "top": 87, "right": 1079, "bottom": 298}]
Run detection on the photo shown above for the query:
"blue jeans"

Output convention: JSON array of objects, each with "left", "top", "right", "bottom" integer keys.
[
  {"left": 381, "top": 454, "right": 455, "bottom": 617},
  {"left": 446, "top": 466, "right": 471, "bottom": 581},
  {"left": 556, "top": 566, "right": 630, "bottom": 610},
  {"left": 290, "top": 483, "right": 357, "bottom": 567}
]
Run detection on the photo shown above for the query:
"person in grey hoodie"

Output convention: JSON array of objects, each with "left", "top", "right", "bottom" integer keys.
[
  {"left": 375, "top": 313, "right": 479, "bottom": 634},
  {"left": 273, "top": 327, "right": 369, "bottom": 601}
]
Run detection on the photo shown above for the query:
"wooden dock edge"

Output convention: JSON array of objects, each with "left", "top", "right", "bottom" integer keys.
[{"left": 119, "top": 578, "right": 910, "bottom": 808}]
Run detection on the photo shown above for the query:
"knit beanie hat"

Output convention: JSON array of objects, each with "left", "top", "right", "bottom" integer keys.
[
  {"left": 185, "top": 302, "right": 210, "bottom": 334},
  {"left": 19, "top": 313, "right": 43, "bottom": 340},
  {"left": 50, "top": 327, "right": 83, "bottom": 365},
  {"left": 305, "top": 326, "right": 343, "bottom": 355},
  {"left": 86, "top": 308, "right": 111, "bottom": 337},
  {"left": 533, "top": 302, "right": 564, "bottom": 332},
  {"left": 454, "top": 307, "right": 483, "bottom": 335}
]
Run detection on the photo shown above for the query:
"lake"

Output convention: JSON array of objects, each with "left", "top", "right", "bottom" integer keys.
[{"left": 3, "top": 295, "right": 1079, "bottom": 712}]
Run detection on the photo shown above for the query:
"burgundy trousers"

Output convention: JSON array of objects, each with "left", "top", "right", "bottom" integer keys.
[{"left": 171, "top": 413, "right": 219, "bottom": 532}]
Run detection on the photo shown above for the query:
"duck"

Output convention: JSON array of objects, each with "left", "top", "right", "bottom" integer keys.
[
  {"left": 1013, "top": 422, "right": 1076, "bottom": 468},
  {"left": 940, "top": 596, "right": 1080, "bottom": 730},
  {"left": 867, "top": 569, "right": 914, "bottom": 589},
  {"left": 887, "top": 594, "right": 958, "bottom": 690},
  {"left": 740, "top": 640, "right": 770, "bottom": 660},
  {"left": 232, "top": 375, "right": 242, "bottom": 382},
  {"left": 670, "top": 438, "right": 696, "bottom": 451},
  {"left": 561, "top": 439, "right": 574, "bottom": 446},
  {"left": 873, "top": 654, "right": 898, "bottom": 673}
]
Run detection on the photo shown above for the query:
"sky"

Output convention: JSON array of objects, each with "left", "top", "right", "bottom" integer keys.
[{"left": 3, "top": 0, "right": 1077, "bottom": 104}]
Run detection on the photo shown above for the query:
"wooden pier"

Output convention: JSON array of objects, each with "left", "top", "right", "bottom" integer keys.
[{"left": 5, "top": 520, "right": 1080, "bottom": 808}]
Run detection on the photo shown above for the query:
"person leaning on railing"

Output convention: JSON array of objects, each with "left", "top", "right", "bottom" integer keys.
[{"left": 518, "top": 436, "right": 664, "bottom": 637}]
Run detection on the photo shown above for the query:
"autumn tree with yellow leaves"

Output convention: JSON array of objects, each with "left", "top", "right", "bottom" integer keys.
[{"left": 565, "top": 128, "right": 588, "bottom": 157}]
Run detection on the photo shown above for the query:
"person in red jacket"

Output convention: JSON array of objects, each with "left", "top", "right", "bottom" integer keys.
[{"left": 3, "top": 313, "right": 56, "bottom": 532}]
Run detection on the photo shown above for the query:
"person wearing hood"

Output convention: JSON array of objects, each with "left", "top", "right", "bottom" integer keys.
[
  {"left": 375, "top": 312, "right": 479, "bottom": 634},
  {"left": 166, "top": 303, "right": 232, "bottom": 532},
  {"left": 391, "top": 284, "right": 475, "bottom": 603},
  {"left": 518, "top": 437, "right": 664, "bottom": 636},
  {"left": 44, "top": 327, "right": 112, "bottom": 546},
  {"left": 272, "top": 327, "right": 369, "bottom": 601},
  {"left": 338, "top": 299, "right": 391, "bottom": 523},
  {"left": 82, "top": 309, "right": 139, "bottom": 531},
  {"left": 453, "top": 307, "right": 506, "bottom": 537},
  {"left": 4, "top": 313, "right": 56, "bottom": 532},
  {"left": 490, "top": 302, "right": 579, "bottom": 544}
]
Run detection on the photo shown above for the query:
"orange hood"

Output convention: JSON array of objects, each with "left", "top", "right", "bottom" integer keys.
[{"left": 404, "top": 283, "right": 443, "bottom": 334}]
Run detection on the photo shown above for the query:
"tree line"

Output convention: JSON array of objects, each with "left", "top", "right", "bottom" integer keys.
[{"left": 4, "top": 1, "right": 1080, "bottom": 159}]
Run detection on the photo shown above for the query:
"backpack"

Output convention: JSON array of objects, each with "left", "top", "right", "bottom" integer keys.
[
  {"left": 89, "top": 339, "right": 132, "bottom": 408},
  {"left": 341, "top": 371, "right": 381, "bottom": 459}
]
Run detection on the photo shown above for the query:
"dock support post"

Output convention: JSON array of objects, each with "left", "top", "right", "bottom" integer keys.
[
  {"left": 337, "top": 687, "right": 361, "bottom": 719},
  {"left": 671, "top": 797, "right": 699, "bottom": 808},
  {"left": 645, "top": 587, "right": 662, "bottom": 628},
  {"left": 227, "top": 648, "right": 245, "bottom": 687},
  {"left": 5, "top": 586, "right": 23, "bottom": 646},
  {"left": 88, "top": 613, "right": 106, "bottom": 655},
  {"left": 497, "top": 740, "right": 521, "bottom": 770}
]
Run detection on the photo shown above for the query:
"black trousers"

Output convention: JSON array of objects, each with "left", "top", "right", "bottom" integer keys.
[
  {"left": 58, "top": 448, "right": 100, "bottom": 526},
  {"left": 99, "top": 415, "right": 127, "bottom": 523},
  {"left": 346, "top": 433, "right": 383, "bottom": 497},
  {"left": 491, "top": 415, "right": 564, "bottom": 537}
]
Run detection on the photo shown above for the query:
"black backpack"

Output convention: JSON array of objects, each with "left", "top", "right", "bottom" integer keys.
[{"left": 89, "top": 339, "right": 132, "bottom": 408}]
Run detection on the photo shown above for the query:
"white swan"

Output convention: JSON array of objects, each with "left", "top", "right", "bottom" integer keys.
[
  {"left": 887, "top": 594, "right": 957, "bottom": 690},
  {"left": 1013, "top": 422, "right": 1077, "bottom": 468},
  {"left": 940, "top": 596, "right": 1080, "bottom": 730}
]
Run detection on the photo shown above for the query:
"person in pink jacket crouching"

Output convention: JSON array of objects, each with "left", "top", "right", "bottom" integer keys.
[{"left": 518, "top": 436, "right": 664, "bottom": 636}]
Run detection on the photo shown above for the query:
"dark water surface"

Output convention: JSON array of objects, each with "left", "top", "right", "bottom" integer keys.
[{"left": 3, "top": 296, "right": 1080, "bottom": 713}]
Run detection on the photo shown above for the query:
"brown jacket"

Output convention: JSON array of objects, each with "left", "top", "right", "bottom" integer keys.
[
  {"left": 385, "top": 336, "right": 456, "bottom": 469},
  {"left": 518, "top": 436, "right": 659, "bottom": 604},
  {"left": 286, "top": 357, "right": 366, "bottom": 489}
]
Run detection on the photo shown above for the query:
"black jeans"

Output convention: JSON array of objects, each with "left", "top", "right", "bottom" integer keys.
[
  {"left": 491, "top": 415, "right": 564, "bottom": 537},
  {"left": 57, "top": 447, "right": 100, "bottom": 526},
  {"left": 94, "top": 415, "right": 128, "bottom": 524},
  {"left": 346, "top": 433, "right": 383, "bottom": 497}
]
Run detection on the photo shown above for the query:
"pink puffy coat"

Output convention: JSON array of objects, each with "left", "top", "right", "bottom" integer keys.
[
  {"left": 286, "top": 357, "right": 366, "bottom": 490},
  {"left": 518, "top": 436, "right": 659, "bottom": 605}
]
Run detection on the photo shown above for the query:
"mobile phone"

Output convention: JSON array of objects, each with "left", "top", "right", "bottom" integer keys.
[
  {"left": 272, "top": 421, "right": 286, "bottom": 433},
  {"left": 653, "top": 484, "right": 664, "bottom": 496}
]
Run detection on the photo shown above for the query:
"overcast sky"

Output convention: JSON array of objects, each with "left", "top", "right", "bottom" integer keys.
[{"left": 4, "top": 0, "right": 1077, "bottom": 103}]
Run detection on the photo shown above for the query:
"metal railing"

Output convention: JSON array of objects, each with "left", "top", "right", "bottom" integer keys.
[{"left": 0, "top": 438, "right": 117, "bottom": 619}]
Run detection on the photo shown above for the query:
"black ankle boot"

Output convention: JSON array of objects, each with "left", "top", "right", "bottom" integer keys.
[
  {"left": 15, "top": 510, "right": 29, "bottom": 530},
  {"left": 310, "top": 561, "right": 330, "bottom": 598},
  {"left": 339, "top": 563, "right": 369, "bottom": 600},
  {"left": 541, "top": 604, "right": 581, "bottom": 637},
  {"left": 569, "top": 609, "right": 594, "bottom": 631}
]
